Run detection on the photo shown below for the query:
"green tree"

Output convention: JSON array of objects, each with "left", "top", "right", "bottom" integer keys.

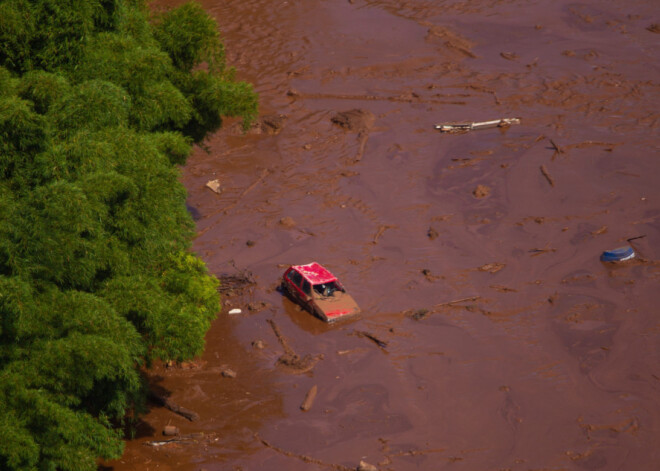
[{"left": 0, "top": 1, "right": 256, "bottom": 469}]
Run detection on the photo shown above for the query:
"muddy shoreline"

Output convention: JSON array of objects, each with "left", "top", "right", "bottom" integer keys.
[{"left": 105, "top": 0, "right": 659, "bottom": 469}]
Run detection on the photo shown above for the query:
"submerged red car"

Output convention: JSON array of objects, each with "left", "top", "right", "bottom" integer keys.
[{"left": 281, "top": 262, "right": 360, "bottom": 322}]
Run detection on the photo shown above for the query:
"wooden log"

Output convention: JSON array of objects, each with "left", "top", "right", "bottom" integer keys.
[
  {"left": 540, "top": 165, "right": 555, "bottom": 187},
  {"left": 149, "top": 392, "right": 199, "bottom": 422},
  {"left": 300, "top": 385, "right": 318, "bottom": 412}
]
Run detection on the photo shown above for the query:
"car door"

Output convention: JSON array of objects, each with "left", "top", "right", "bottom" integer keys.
[
  {"left": 285, "top": 269, "right": 306, "bottom": 303},
  {"left": 300, "top": 279, "right": 313, "bottom": 309}
]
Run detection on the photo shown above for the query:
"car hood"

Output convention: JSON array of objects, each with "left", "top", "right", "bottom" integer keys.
[{"left": 314, "top": 291, "right": 360, "bottom": 321}]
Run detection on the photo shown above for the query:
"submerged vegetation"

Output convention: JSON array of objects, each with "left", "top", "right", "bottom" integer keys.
[{"left": 0, "top": 1, "right": 257, "bottom": 469}]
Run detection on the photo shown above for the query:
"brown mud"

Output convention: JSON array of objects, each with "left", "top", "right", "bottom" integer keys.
[{"left": 105, "top": 0, "right": 659, "bottom": 469}]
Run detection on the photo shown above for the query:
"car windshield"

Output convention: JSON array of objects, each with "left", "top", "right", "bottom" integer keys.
[{"left": 313, "top": 281, "right": 340, "bottom": 297}]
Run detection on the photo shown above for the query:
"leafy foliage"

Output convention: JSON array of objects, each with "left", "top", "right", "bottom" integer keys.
[{"left": 0, "top": 1, "right": 256, "bottom": 469}]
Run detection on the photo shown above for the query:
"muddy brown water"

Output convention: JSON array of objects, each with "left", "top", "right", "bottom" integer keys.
[{"left": 105, "top": 1, "right": 660, "bottom": 470}]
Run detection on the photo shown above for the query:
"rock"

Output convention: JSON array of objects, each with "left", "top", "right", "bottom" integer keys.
[
  {"left": 647, "top": 24, "right": 660, "bottom": 33},
  {"left": 246, "top": 240, "right": 256, "bottom": 247},
  {"left": 410, "top": 309, "right": 429, "bottom": 320},
  {"left": 427, "top": 226, "right": 439, "bottom": 240},
  {"left": 252, "top": 339, "right": 265, "bottom": 349},
  {"left": 473, "top": 184, "right": 491, "bottom": 198},
  {"left": 162, "top": 425, "right": 179, "bottom": 436},
  {"left": 260, "top": 114, "right": 287, "bottom": 134},
  {"left": 478, "top": 262, "right": 505, "bottom": 273},
  {"left": 220, "top": 366, "right": 237, "bottom": 378},
  {"left": 331, "top": 109, "right": 375, "bottom": 132},
  {"left": 279, "top": 216, "right": 296, "bottom": 229},
  {"left": 205, "top": 179, "right": 221, "bottom": 194},
  {"left": 500, "top": 51, "right": 518, "bottom": 61},
  {"left": 357, "top": 460, "right": 378, "bottom": 471}
]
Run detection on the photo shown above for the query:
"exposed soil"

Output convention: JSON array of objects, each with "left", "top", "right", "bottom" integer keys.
[{"left": 105, "top": 0, "right": 659, "bottom": 470}]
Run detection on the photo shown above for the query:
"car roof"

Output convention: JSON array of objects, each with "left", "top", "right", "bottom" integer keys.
[{"left": 291, "top": 262, "right": 337, "bottom": 285}]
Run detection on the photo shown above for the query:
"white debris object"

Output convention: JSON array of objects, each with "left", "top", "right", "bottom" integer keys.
[
  {"left": 434, "top": 117, "right": 521, "bottom": 133},
  {"left": 228, "top": 308, "right": 242, "bottom": 315},
  {"left": 206, "top": 179, "right": 221, "bottom": 193}
]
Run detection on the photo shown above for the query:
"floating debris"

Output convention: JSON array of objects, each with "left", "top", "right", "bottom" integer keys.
[
  {"left": 162, "top": 425, "right": 179, "bottom": 436},
  {"left": 600, "top": 246, "right": 635, "bottom": 262},
  {"left": 434, "top": 118, "right": 520, "bottom": 133},
  {"left": 205, "top": 179, "right": 221, "bottom": 193},
  {"left": 300, "top": 385, "right": 318, "bottom": 412},
  {"left": 220, "top": 366, "right": 237, "bottom": 378}
]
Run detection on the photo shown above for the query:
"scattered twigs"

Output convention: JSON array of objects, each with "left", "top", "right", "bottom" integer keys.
[
  {"left": 217, "top": 273, "right": 255, "bottom": 294},
  {"left": 255, "top": 433, "right": 353, "bottom": 471},
  {"left": 627, "top": 235, "right": 646, "bottom": 243},
  {"left": 354, "top": 330, "right": 388, "bottom": 349},
  {"left": 540, "top": 164, "right": 555, "bottom": 187},
  {"left": 148, "top": 391, "right": 199, "bottom": 422},
  {"left": 288, "top": 90, "right": 466, "bottom": 105}
]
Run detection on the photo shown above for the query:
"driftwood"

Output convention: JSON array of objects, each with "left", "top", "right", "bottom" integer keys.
[
  {"left": 407, "top": 295, "right": 482, "bottom": 320},
  {"left": 255, "top": 433, "right": 353, "bottom": 471},
  {"left": 434, "top": 117, "right": 520, "bottom": 133},
  {"left": 529, "top": 245, "right": 557, "bottom": 257},
  {"left": 148, "top": 391, "right": 199, "bottom": 422},
  {"left": 354, "top": 330, "right": 388, "bottom": 349},
  {"left": 267, "top": 319, "right": 295, "bottom": 356},
  {"left": 267, "top": 319, "right": 322, "bottom": 373},
  {"left": 549, "top": 139, "right": 564, "bottom": 159},
  {"left": 208, "top": 168, "right": 270, "bottom": 216},
  {"left": 372, "top": 224, "right": 395, "bottom": 244},
  {"left": 300, "top": 385, "right": 318, "bottom": 412},
  {"left": 433, "top": 296, "right": 480, "bottom": 308},
  {"left": 540, "top": 165, "right": 555, "bottom": 187},
  {"left": 144, "top": 433, "right": 205, "bottom": 447}
]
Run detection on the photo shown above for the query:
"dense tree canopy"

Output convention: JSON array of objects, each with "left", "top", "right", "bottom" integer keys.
[{"left": 0, "top": 1, "right": 257, "bottom": 469}]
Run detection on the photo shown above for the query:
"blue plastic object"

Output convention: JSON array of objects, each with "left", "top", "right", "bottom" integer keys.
[{"left": 600, "top": 246, "right": 635, "bottom": 262}]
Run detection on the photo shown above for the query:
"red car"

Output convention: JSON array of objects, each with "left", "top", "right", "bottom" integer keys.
[{"left": 281, "top": 262, "right": 360, "bottom": 322}]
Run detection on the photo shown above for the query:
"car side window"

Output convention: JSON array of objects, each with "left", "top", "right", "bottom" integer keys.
[
  {"left": 287, "top": 270, "right": 303, "bottom": 287},
  {"left": 302, "top": 280, "right": 311, "bottom": 296}
]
